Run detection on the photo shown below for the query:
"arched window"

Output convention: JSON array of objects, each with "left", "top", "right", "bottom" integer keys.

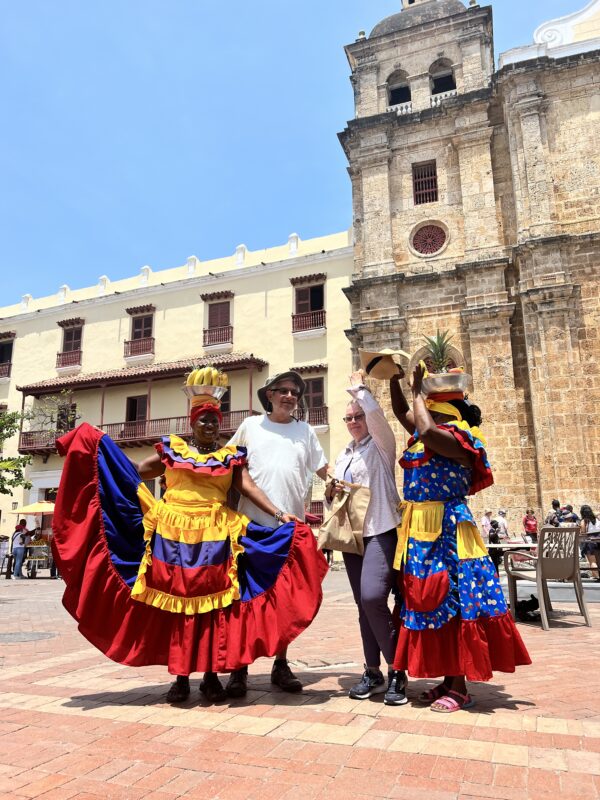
[
  {"left": 387, "top": 69, "right": 411, "bottom": 107},
  {"left": 429, "top": 58, "right": 456, "bottom": 96}
]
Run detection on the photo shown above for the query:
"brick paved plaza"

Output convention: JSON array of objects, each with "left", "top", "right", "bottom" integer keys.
[{"left": 1, "top": 573, "right": 599, "bottom": 800}]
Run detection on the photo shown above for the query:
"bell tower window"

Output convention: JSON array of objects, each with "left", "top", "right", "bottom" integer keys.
[
  {"left": 430, "top": 59, "right": 456, "bottom": 96},
  {"left": 387, "top": 70, "right": 411, "bottom": 108},
  {"left": 412, "top": 161, "right": 438, "bottom": 205}
]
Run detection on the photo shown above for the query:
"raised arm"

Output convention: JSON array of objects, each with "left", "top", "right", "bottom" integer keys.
[
  {"left": 132, "top": 453, "right": 166, "bottom": 480},
  {"left": 411, "top": 364, "right": 471, "bottom": 468},
  {"left": 347, "top": 371, "right": 396, "bottom": 468},
  {"left": 232, "top": 464, "right": 297, "bottom": 523},
  {"left": 389, "top": 370, "right": 416, "bottom": 435}
]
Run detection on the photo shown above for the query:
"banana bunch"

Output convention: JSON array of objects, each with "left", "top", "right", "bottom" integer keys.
[{"left": 185, "top": 366, "right": 228, "bottom": 387}]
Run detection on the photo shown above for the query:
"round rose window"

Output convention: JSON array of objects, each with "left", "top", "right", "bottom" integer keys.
[{"left": 412, "top": 224, "right": 447, "bottom": 255}]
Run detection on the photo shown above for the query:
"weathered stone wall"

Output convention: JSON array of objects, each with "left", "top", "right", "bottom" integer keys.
[{"left": 341, "top": 9, "right": 600, "bottom": 523}]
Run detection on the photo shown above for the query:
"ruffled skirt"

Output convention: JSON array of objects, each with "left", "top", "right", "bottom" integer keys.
[{"left": 52, "top": 424, "right": 327, "bottom": 675}]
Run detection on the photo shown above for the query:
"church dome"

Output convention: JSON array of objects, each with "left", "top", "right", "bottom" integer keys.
[{"left": 369, "top": 0, "right": 467, "bottom": 39}]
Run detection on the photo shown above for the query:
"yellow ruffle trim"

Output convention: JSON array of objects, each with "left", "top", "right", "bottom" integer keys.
[
  {"left": 166, "top": 435, "right": 242, "bottom": 467},
  {"left": 447, "top": 420, "right": 487, "bottom": 448},
  {"left": 130, "top": 492, "right": 249, "bottom": 615},
  {"left": 393, "top": 500, "right": 444, "bottom": 570}
]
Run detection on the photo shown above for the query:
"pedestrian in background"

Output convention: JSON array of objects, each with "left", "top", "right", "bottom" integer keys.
[{"left": 10, "top": 519, "right": 34, "bottom": 580}]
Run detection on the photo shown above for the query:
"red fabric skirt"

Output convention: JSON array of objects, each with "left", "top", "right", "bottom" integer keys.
[
  {"left": 393, "top": 613, "right": 532, "bottom": 682},
  {"left": 52, "top": 425, "right": 328, "bottom": 675}
]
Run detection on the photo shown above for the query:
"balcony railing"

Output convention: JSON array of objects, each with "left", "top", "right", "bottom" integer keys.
[
  {"left": 297, "top": 406, "right": 329, "bottom": 427},
  {"left": 19, "top": 411, "right": 258, "bottom": 454},
  {"left": 203, "top": 326, "right": 233, "bottom": 347},
  {"left": 19, "top": 430, "right": 58, "bottom": 454},
  {"left": 100, "top": 410, "right": 256, "bottom": 445},
  {"left": 387, "top": 101, "right": 413, "bottom": 115},
  {"left": 124, "top": 337, "right": 155, "bottom": 357},
  {"left": 430, "top": 88, "right": 457, "bottom": 108},
  {"left": 56, "top": 350, "right": 82, "bottom": 369},
  {"left": 0, "top": 362, "right": 11, "bottom": 378},
  {"left": 292, "top": 309, "right": 326, "bottom": 333}
]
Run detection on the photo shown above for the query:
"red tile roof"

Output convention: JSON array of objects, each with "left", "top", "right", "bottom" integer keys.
[{"left": 18, "top": 352, "right": 268, "bottom": 396}]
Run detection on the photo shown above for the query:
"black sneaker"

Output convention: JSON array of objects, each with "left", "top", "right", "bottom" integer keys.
[
  {"left": 384, "top": 670, "right": 408, "bottom": 706},
  {"left": 271, "top": 659, "right": 303, "bottom": 693},
  {"left": 348, "top": 668, "right": 386, "bottom": 700},
  {"left": 226, "top": 667, "right": 248, "bottom": 698},
  {"left": 199, "top": 672, "right": 227, "bottom": 703}
]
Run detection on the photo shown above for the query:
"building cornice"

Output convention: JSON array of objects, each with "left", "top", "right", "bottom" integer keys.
[{"left": 0, "top": 246, "right": 353, "bottom": 327}]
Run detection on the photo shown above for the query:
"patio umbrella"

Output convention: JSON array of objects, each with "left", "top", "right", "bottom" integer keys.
[{"left": 12, "top": 501, "right": 55, "bottom": 515}]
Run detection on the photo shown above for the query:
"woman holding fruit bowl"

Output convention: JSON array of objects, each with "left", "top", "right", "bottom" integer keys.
[{"left": 380, "top": 334, "right": 531, "bottom": 712}]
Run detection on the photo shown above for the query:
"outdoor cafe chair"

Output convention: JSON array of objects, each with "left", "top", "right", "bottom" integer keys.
[{"left": 504, "top": 525, "right": 591, "bottom": 631}]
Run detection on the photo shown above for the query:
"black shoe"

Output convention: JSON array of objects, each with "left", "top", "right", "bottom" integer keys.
[
  {"left": 166, "top": 676, "right": 190, "bottom": 704},
  {"left": 348, "top": 667, "right": 386, "bottom": 700},
  {"left": 271, "top": 659, "right": 302, "bottom": 693},
  {"left": 199, "top": 672, "right": 227, "bottom": 703},
  {"left": 384, "top": 670, "right": 408, "bottom": 706},
  {"left": 226, "top": 667, "right": 248, "bottom": 698}
]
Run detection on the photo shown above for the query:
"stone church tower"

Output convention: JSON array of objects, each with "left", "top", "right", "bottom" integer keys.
[{"left": 339, "top": 0, "right": 600, "bottom": 514}]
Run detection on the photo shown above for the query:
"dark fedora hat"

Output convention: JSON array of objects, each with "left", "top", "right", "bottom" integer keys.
[{"left": 257, "top": 371, "right": 306, "bottom": 411}]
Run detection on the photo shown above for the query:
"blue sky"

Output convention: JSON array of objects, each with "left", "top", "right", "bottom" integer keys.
[{"left": 0, "top": 1, "right": 587, "bottom": 303}]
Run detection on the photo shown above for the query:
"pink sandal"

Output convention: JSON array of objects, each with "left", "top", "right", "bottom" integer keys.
[
  {"left": 430, "top": 689, "right": 474, "bottom": 713},
  {"left": 418, "top": 683, "right": 449, "bottom": 704}
]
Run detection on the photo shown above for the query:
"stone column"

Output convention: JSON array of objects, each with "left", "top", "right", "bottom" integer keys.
[
  {"left": 521, "top": 283, "right": 588, "bottom": 509},
  {"left": 462, "top": 301, "right": 531, "bottom": 514},
  {"left": 512, "top": 95, "right": 556, "bottom": 239},
  {"left": 455, "top": 127, "right": 503, "bottom": 256},
  {"left": 359, "top": 152, "right": 395, "bottom": 276}
]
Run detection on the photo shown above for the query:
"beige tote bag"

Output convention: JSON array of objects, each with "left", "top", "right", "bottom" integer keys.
[{"left": 317, "top": 478, "right": 371, "bottom": 556}]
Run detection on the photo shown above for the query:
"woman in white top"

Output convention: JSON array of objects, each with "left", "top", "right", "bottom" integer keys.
[
  {"left": 580, "top": 505, "right": 600, "bottom": 581},
  {"left": 325, "top": 371, "right": 405, "bottom": 706}
]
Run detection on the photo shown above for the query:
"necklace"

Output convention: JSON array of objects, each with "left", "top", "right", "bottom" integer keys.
[{"left": 195, "top": 442, "right": 218, "bottom": 454}]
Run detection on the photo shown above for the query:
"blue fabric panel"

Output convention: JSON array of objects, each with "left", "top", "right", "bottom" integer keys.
[
  {"left": 97, "top": 436, "right": 146, "bottom": 587},
  {"left": 152, "top": 534, "right": 230, "bottom": 568},
  {"left": 237, "top": 521, "right": 295, "bottom": 601}
]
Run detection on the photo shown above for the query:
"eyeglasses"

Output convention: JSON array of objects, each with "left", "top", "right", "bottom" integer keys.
[
  {"left": 270, "top": 387, "right": 301, "bottom": 398},
  {"left": 343, "top": 413, "right": 365, "bottom": 423}
]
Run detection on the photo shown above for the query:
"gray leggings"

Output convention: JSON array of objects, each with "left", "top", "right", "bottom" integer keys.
[{"left": 343, "top": 529, "right": 398, "bottom": 668}]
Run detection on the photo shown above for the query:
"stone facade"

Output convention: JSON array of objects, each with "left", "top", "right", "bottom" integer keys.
[{"left": 339, "top": 0, "right": 600, "bottom": 517}]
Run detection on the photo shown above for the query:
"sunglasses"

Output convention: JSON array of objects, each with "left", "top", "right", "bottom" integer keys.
[
  {"left": 343, "top": 413, "right": 365, "bottom": 423},
  {"left": 270, "top": 387, "right": 301, "bottom": 398}
]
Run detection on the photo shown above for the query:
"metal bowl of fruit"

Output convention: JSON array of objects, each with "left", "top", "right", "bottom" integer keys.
[{"left": 422, "top": 372, "right": 470, "bottom": 395}]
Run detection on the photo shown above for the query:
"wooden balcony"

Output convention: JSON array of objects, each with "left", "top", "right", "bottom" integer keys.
[
  {"left": 56, "top": 350, "right": 82, "bottom": 369},
  {"left": 297, "top": 406, "right": 329, "bottom": 427},
  {"left": 292, "top": 309, "right": 326, "bottom": 333},
  {"left": 18, "top": 430, "right": 58, "bottom": 456},
  {"left": 203, "top": 326, "right": 233, "bottom": 347},
  {"left": 19, "top": 411, "right": 258, "bottom": 454},
  {"left": 124, "top": 337, "right": 155, "bottom": 358},
  {"left": 0, "top": 362, "right": 11, "bottom": 378}
]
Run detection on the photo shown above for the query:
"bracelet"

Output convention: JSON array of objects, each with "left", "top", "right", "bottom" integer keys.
[{"left": 274, "top": 510, "right": 284, "bottom": 523}]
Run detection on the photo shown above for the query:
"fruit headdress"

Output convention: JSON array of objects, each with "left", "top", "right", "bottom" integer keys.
[{"left": 183, "top": 366, "right": 228, "bottom": 425}]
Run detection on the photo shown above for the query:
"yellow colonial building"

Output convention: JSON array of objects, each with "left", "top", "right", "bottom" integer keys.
[{"left": 0, "top": 231, "right": 353, "bottom": 535}]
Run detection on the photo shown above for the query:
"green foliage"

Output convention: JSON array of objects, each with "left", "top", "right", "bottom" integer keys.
[
  {"left": 0, "top": 411, "right": 32, "bottom": 496},
  {"left": 422, "top": 329, "right": 454, "bottom": 373}
]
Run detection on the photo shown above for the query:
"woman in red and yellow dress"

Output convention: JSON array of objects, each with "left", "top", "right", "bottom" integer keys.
[
  {"left": 52, "top": 367, "right": 327, "bottom": 703},
  {"left": 389, "top": 363, "right": 530, "bottom": 712}
]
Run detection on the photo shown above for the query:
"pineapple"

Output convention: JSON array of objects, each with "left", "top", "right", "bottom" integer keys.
[{"left": 422, "top": 329, "right": 455, "bottom": 373}]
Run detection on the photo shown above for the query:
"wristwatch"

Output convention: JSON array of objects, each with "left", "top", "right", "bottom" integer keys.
[{"left": 274, "top": 510, "right": 284, "bottom": 523}]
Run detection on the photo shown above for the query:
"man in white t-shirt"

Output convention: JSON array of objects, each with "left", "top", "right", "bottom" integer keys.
[{"left": 227, "top": 370, "right": 328, "bottom": 696}]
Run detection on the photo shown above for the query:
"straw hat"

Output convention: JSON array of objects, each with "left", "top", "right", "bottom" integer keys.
[{"left": 359, "top": 348, "right": 410, "bottom": 380}]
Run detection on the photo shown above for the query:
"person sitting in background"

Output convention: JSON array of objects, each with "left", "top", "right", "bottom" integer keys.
[
  {"left": 522, "top": 509, "right": 538, "bottom": 543},
  {"left": 495, "top": 509, "right": 509, "bottom": 538},
  {"left": 480, "top": 510, "right": 493, "bottom": 543},
  {"left": 545, "top": 499, "right": 562, "bottom": 527},
  {"left": 580, "top": 505, "right": 600, "bottom": 582},
  {"left": 561, "top": 504, "right": 580, "bottom": 525}
]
